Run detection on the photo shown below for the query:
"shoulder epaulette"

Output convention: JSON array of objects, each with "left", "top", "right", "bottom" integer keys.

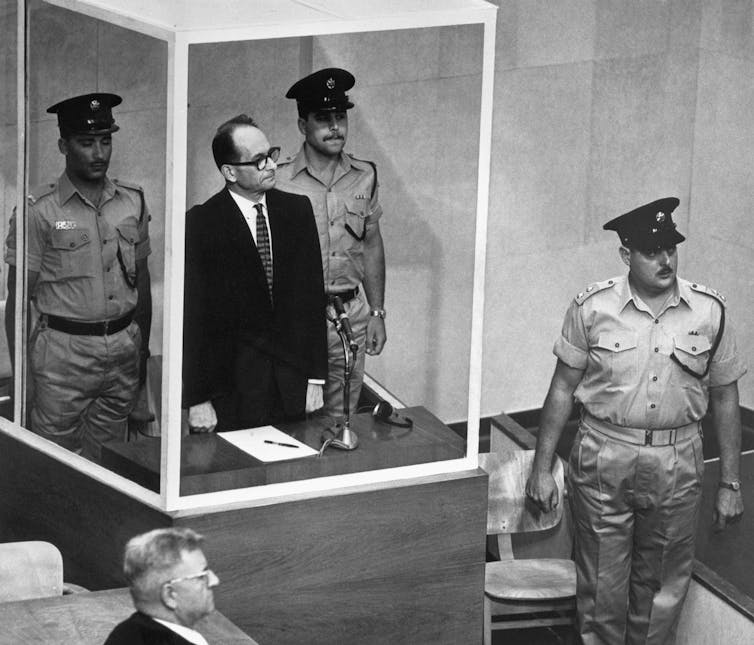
[
  {"left": 689, "top": 281, "right": 727, "bottom": 307},
  {"left": 277, "top": 153, "right": 295, "bottom": 167},
  {"left": 113, "top": 179, "right": 146, "bottom": 223},
  {"left": 27, "top": 183, "right": 56, "bottom": 205},
  {"left": 347, "top": 154, "right": 378, "bottom": 199},
  {"left": 574, "top": 278, "right": 618, "bottom": 305},
  {"left": 113, "top": 178, "right": 143, "bottom": 193}
]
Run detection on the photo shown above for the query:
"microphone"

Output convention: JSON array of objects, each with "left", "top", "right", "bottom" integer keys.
[{"left": 332, "top": 295, "right": 358, "bottom": 351}]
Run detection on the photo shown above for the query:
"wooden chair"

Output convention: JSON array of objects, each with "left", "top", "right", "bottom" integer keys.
[
  {"left": 0, "top": 541, "right": 87, "bottom": 602},
  {"left": 480, "top": 450, "right": 577, "bottom": 644}
]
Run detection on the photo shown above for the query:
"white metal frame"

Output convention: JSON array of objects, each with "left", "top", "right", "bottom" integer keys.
[{"left": 12, "top": 0, "right": 497, "bottom": 513}]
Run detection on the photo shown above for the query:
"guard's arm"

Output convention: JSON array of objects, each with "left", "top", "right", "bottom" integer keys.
[
  {"left": 525, "top": 359, "right": 584, "bottom": 513},
  {"left": 134, "top": 258, "right": 152, "bottom": 385},
  {"left": 709, "top": 381, "right": 744, "bottom": 531},
  {"left": 5, "top": 266, "right": 39, "bottom": 365},
  {"left": 362, "top": 221, "right": 386, "bottom": 356}
]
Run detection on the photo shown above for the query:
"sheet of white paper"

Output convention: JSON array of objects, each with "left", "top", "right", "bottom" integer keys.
[{"left": 217, "top": 426, "right": 318, "bottom": 462}]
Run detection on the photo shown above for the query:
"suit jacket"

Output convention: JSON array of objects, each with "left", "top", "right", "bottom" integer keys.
[
  {"left": 182, "top": 187, "right": 327, "bottom": 419},
  {"left": 104, "top": 612, "right": 194, "bottom": 645}
]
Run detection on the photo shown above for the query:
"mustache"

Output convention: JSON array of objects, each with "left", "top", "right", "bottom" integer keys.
[{"left": 324, "top": 134, "right": 344, "bottom": 141}]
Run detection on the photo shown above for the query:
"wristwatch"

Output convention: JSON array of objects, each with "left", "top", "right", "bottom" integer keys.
[
  {"left": 719, "top": 480, "right": 741, "bottom": 491},
  {"left": 370, "top": 308, "right": 386, "bottom": 319}
]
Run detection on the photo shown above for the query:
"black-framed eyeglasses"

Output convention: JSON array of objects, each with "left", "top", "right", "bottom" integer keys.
[
  {"left": 226, "top": 147, "right": 281, "bottom": 171},
  {"left": 164, "top": 568, "right": 215, "bottom": 587}
]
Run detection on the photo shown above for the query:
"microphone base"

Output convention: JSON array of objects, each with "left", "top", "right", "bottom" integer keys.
[{"left": 325, "top": 424, "right": 359, "bottom": 451}]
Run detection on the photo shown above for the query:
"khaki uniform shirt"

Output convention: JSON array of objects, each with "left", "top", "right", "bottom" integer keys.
[
  {"left": 5, "top": 172, "right": 151, "bottom": 321},
  {"left": 276, "top": 145, "right": 382, "bottom": 293},
  {"left": 554, "top": 274, "right": 746, "bottom": 428}
]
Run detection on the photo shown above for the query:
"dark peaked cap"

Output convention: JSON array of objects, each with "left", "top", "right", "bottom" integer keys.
[
  {"left": 286, "top": 68, "right": 355, "bottom": 112},
  {"left": 603, "top": 197, "right": 686, "bottom": 251},
  {"left": 47, "top": 93, "right": 122, "bottom": 135}
]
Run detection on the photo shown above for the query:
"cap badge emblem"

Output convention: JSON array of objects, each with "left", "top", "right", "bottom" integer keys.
[
  {"left": 326, "top": 77, "right": 335, "bottom": 89},
  {"left": 655, "top": 211, "right": 665, "bottom": 223},
  {"left": 90, "top": 99, "right": 101, "bottom": 111}
]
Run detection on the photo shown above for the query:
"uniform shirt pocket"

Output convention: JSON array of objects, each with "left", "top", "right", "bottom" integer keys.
[
  {"left": 48, "top": 228, "right": 94, "bottom": 278},
  {"left": 115, "top": 221, "right": 139, "bottom": 280},
  {"left": 344, "top": 197, "right": 367, "bottom": 241},
  {"left": 595, "top": 331, "right": 638, "bottom": 380},
  {"left": 672, "top": 334, "right": 712, "bottom": 378}
]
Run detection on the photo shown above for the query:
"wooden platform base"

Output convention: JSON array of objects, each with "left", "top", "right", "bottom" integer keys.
[{"left": 0, "top": 431, "right": 487, "bottom": 644}]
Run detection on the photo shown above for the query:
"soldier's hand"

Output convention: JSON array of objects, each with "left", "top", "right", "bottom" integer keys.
[
  {"left": 365, "top": 316, "right": 386, "bottom": 356},
  {"left": 525, "top": 469, "right": 560, "bottom": 514},
  {"left": 188, "top": 401, "right": 217, "bottom": 433},
  {"left": 713, "top": 488, "right": 743, "bottom": 532}
]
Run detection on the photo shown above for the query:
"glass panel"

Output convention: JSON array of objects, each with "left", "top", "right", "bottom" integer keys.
[
  {"left": 171, "top": 26, "right": 481, "bottom": 494},
  {"left": 9, "top": 1, "right": 483, "bottom": 496},
  {"left": 0, "top": 0, "right": 18, "bottom": 422},
  {"left": 9, "top": 0, "right": 166, "bottom": 472}
]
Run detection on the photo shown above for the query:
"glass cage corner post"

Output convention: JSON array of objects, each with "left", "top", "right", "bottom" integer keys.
[
  {"left": 466, "top": 7, "right": 497, "bottom": 466},
  {"left": 13, "top": 0, "right": 29, "bottom": 427},
  {"left": 161, "top": 31, "right": 190, "bottom": 510}
]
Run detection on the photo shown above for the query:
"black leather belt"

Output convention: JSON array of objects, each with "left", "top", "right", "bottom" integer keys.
[
  {"left": 43, "top": 311, "right": 134, "bottom": 336},
  {"left": 327, "top": 287, "right": 359, "bottom": 304}
]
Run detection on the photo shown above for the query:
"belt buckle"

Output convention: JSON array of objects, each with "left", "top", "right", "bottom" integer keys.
[
  {"left": 645, "top": 430, "right": 652, "bottom": 446},
  {"left": 102, "top": 319, "right": 110, "bottom": 334}
]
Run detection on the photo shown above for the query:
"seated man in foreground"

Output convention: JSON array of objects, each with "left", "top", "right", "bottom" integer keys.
[{"left": 105, "top": 527, "right": 219, "bottom": 645}]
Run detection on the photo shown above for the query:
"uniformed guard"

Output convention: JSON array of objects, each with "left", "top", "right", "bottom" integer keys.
[
  {"left": 4, "top": 92, "right": 152, "bottom": 463},
  {"left": 276, "top": 68, "right": 387, "bottom": 417},
  {"left": 525, "top": 197, "right": 745, "bottom": 645}
]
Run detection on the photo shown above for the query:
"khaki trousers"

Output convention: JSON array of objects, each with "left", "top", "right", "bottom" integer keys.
[
  {"left": 568, "top": 420, "right": 704, "bottom": 645},
  {"left": 322, "top": 293, "right": 369, "bottom": 417},
  {"left": 30, "top": 322, "right": 141, "bottom": 463}
]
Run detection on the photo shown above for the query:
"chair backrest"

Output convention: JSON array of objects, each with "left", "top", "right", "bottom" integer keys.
[
  {"left": 479, "top": 450, "right": 565, "bottom": 536},
  {"left": 0, "top": 541, "right": 65, "bottom": 601}
]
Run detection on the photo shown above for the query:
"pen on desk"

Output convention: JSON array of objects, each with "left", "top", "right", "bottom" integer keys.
[{"left": 264, "top": 439, "right": 300, "bottom": 448}]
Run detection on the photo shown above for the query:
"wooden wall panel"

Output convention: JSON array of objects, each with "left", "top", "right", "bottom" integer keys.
[
  {"left": 178, "top": 471, "right": 488, "bottom": 645},
  {"left": 0, "top": 433, "right": 170, "bottom": 589},
  {"left": 0, "top": 432, "right": 487, "bottom": 644}
]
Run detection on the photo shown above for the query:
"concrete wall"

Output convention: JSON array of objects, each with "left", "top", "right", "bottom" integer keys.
[
  {"left": 487, "top": 0, "right": 754, "bottom": 416},
  {"left": 2, "top": 0, "right": 753, "bottom": 423}
]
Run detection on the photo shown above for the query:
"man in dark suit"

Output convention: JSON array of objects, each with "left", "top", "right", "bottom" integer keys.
[
  {"left": 183, "top": 114, "right": 327, "bottom": 432},
  {"left": 104, "top": 527, "right": 219, "bottom": 645}
]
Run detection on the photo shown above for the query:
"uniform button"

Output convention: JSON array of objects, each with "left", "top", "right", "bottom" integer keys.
[
  {"left": 330, "top": 221, "right": 335, "bottom": 226},
  {"left": 692, "top": 346, "right": 697, "bottom": 351},
  {"left": 654, "top": 347, "right": 659, "bottom": 352},
  {"left": 108, "top": 295, "right": 114, "bottom": 300},
  {"left": 650, "top": 403, "right": 656, "bottom": 409},
  {"left": 614, "top": 342, "right": 620, "bottom": 348},
  {"left": 652, "top": 376, "right": 658, "bottom": 381},
  {"left": 332, "top": 252, "right": 337, "bottom": 256},
  {"left": 654, "top": 319, "right": 659, "bottom": 324},
  {"left": 69, "top": 242, "right": 75, "bottom": 248},
  {"left": 103, "top": 239, "right": 108, "bottom": 244}
]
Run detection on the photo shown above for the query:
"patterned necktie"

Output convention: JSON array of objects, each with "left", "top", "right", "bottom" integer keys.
[{"left": 254, "top": 203, "right": 273, "bottom": 301}]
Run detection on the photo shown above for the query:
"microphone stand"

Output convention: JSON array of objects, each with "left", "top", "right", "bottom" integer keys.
[{"left": 323, "top": 312, "right": 359, "bottom": 452}]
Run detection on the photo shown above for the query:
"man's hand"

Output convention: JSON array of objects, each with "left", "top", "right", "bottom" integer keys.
[
  {"left": 188, "top": 401, "right": 217, "bottom": 433},
  {"left": 305, "top": 383, "right": 324, "bottom": 413},
  {"left": 525, "top": 469, "right": 560, "bottom": 514},
  {"left": 365, "top": 316, "right": 386, "bottom": 356},
  {"left": 713, "top": 488, "right": 744, "bottom": 532}
]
